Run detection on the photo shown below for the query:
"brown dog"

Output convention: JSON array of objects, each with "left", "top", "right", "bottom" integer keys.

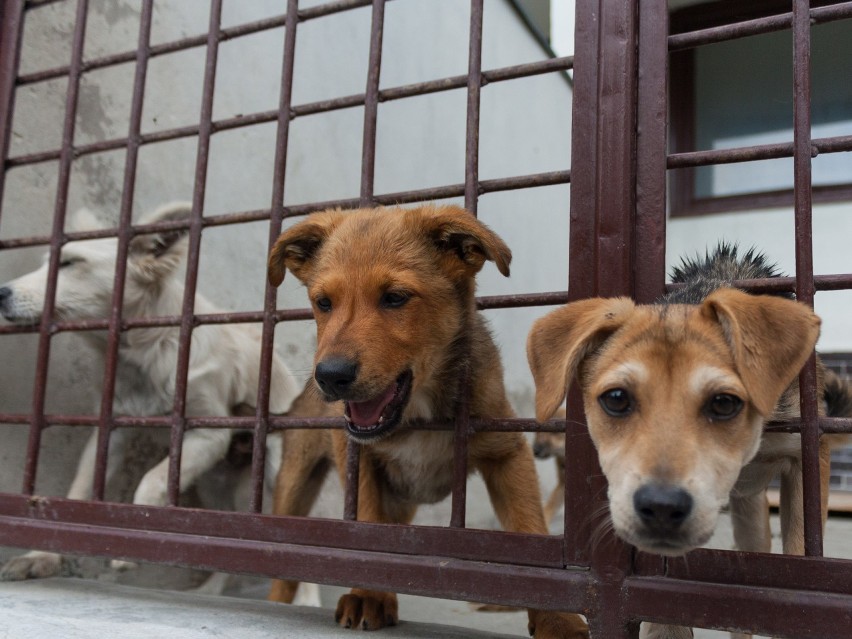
[
  {"left": 527, "top": 246, "right": 850, "bottom": 638},
  {"left": 266, "top": 205, "right": 588, "bottom": 638},
  {"left": 532, "top": 410, "right": 566, "bottom": 526}
]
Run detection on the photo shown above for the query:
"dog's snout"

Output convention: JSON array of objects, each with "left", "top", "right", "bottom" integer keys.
[
  {"left": 533, "top": 441, "right": 548, "bottom": 459},
  {"left": 0, "top": 287, "right": 11, "bottom": 305},
  {"left": 315, "top": 357, "right": 359, "bottom": 398},
  {"left": 633, "top": 484, "right": 693, "bottom": 532}
]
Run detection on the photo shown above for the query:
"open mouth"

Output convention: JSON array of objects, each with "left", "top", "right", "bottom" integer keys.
[{"left": 344, "top": 370, "right": 413, "bottom": 441}]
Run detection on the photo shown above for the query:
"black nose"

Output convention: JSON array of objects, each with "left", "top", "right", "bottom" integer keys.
[
  {"left": 533, "top": 441, "right": 548, "bottom": 458},
  {"left": 314, "top": 357, "right": 358, "bottom": 398},
  {"left": 633, "top": 484, "right": 693, "bottom": 533},
  {"left": 0, "top": 287, "right": 10, "bottom": 305}
]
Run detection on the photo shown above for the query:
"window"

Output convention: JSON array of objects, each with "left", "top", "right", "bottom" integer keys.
[{"left": 669, "top": 1, "right": 852, "bottom": 216}]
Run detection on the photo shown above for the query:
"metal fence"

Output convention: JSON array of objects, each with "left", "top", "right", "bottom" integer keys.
[{"left": 0, "top": 0, "right": 851, "bottom": 637}]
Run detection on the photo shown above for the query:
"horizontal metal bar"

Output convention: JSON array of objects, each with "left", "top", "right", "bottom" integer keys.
[
  {"left": 668, "top": 134, "right": 852, "bottom": 170},
  {"left": 7, "top": 58, "right": 574, "bottom": 169},
  {"left": 0, "top": 168, "right": 571, "bottom": 250},
  {"left": 0, "top": 493, "right": 568, "bottom": 569},
  {"left": 16, "top": 0, "right": 384, "bottom": 86},
  {"left": 624, "top": 575, "right": 852, "bottom": 637},
  {"left": 0, "top": 512, "right": 590, "bottom": 611},
  {"left": 661, "top": 548, "right": 852, "bottom": 597},
  {"left": 669, "top": 2, "right": 852, "bottom": 52}
]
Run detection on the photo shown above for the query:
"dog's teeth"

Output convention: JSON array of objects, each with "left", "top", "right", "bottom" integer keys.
[{"left": 378, "top": 416, "right": 384, "bottom": 424}]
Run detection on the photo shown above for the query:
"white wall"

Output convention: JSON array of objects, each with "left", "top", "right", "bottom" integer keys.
[{"left": 0, "top": 0, "right": 573, "bottom": 533}]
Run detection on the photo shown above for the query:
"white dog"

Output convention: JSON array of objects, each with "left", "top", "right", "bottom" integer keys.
[{"left": 0, "top": 202, "right": 311, "bottom": 599}]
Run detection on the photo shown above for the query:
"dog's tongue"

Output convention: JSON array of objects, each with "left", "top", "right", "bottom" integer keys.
[{"left": 347, "top": 383, "right": 397, "bottom": 428}]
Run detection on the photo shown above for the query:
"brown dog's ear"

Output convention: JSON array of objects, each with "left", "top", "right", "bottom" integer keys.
[
  {"left": 527, "top": 297, "right": 635, "bottom": 422},
  {"left": 417, "top": 205, "right": 511, "bottom": 279},
  {"left": 701, "top": 288, "right": 821, "bottom": 416},
  {"left": 268, "top": 210, "right": 345, "bottom": 286}
]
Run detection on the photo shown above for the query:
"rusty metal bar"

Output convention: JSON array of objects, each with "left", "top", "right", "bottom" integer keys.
[
  {"left": 448, "top": 0, "right": 484, "bottom": 531},
  {"left": 165, "top": 0, "right": 222, "bottom": 506},
  {"left": 90, "top": 0, "right": 154, "bottom": 502},
  {"left": 7, "top": 57, "right": 574, "bottom": 170},
  {"left": 792, "top": 0, "right": 823, "bottom": 558},
  {"left": 634, "top": 0, "right": 668, "bottom": 304},
  {"left": 16, "top": 0, "right": 385, "bottom": 87},
  {"left": 22, "top": 0, "right": 89, "bottom": 495},
  {"left": 250, "top": 0, "right": 300, "bottom": 514},
  {"left": 0, "top": 0, "right": 24, "bottom": 229},
  {"left": 668, "top": 133, "right": 852, "bottom": 170},
  {"left": 343, "top": 0, "right": 386, "bottom": 522},
  {"left": 669, "top": 1, "right": 852, "bottom": 52}
]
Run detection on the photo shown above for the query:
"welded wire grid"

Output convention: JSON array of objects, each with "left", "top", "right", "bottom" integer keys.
[{"left": 0, "top": 1, "right": 850, "bottom": 637}]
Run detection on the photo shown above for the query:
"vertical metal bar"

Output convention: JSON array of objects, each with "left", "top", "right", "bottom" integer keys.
[
  {"left": 569, "top": 0, "right": 639, "bottom": 635},
  {"left": 251, "top": 0, "right": 300, "bottom": 513},
  {"left": 0, "top": 0, "right": 25, "bottom": 228},
  {"left": 90, "top": 0, "right": 154, "bottom": 501},
  {"left": 22, "top": 0, "right": 89, "bottom": 495},
  {"left": 166, "top": 0, "right": 223, "bottom": 506},
  {"left": 634, "top": 0, "right": 668, "bottom": 305},
  {"left": 449, "top": 0, "right": 484, "bottom": 530},
  {"left": 345, "top": 0, "right": 386, "bottom": 521},
  {"left": 791, "top": 0, "right": 822, "bottom": 557}
]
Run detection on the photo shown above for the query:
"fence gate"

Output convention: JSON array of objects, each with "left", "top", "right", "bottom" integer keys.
[{"left": 1, "top": 1, "right": 852, "bottom": 637}]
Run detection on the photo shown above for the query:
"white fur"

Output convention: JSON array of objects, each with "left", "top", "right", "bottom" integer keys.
[{"left": 0, "top": 203, "right": 302, "bottom": 593}]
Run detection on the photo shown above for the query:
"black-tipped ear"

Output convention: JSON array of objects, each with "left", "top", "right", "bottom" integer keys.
[
  {"left": 417, "top": 205, "right": 512, "bottom": 279},
  {"left": 268, "top": 209, "right": 345, "bottom": 287},
  {"left": 128, "top": 202, "right": 192, "bottom": 280}
]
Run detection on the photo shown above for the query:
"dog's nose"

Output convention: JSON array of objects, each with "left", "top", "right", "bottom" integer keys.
[
  {"left": 315, "top": 357, "right": 358, "bottom": 398},
  {"left": 633, "top": 484, "right": 693, "bottom": 532},
  {"left": 533, "top": 441, "right": 548, "bottom": 458},
  {"left": 0, "top": 287, "right": 10, "bottom": 305}
]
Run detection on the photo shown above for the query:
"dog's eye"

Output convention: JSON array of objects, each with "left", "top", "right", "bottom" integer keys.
[
  {"left": 598, "top": 388, "right": 633, "bottom": 417},
  {"left": 314, "top": 297, "right": 332, "bottom": 312},
  {"left": 705, "top": 393, "right": 743, "bottom": 420},
  {"left": 59, "top": 259, "right": 77, "bottom": 268},
  {"left": 380, "top": 291, "right": 409, "bottom": 309}
]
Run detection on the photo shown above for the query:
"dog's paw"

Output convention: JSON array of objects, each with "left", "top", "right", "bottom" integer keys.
[
  {"left": 334, "top": 589, "right": 398, "bottom": 631},
  {"left": 527, "top": 610, "right": 589, "bottom": 639},
  {"left": 0, "top": 551, "right": 63, "bottom": 581},
  {"left": 110, "top": 558, "right": 138, "bottom": 572}
]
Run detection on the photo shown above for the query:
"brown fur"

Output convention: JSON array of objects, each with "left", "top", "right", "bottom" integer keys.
[
  {"left": 267, "top": 205, "right": 587, "bottom": 638},
  {"left": 533, "top": 408, "right": 567, "bottom": 526},
  {"left": 527, "top": 288, "right": 847, "bottom": 639}
]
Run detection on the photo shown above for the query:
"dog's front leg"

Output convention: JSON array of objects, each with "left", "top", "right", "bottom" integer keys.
[
  {"left": 476, "top": 433, "right": 588, "bottom": 639},
  {"left": 330, "top": 435, "right": 415, "bottom": 631},
  {"left": 133, "top": 428, "right": 232, "bottom": 507}
]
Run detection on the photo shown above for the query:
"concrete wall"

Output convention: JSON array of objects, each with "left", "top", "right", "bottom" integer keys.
[{"left": 0, "top": 0, "right": 573, "bottom": 551}]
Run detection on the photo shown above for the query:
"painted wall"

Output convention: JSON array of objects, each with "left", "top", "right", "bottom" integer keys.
[{"left": 0, "top": 0, "right": 573, "bottom": 554}]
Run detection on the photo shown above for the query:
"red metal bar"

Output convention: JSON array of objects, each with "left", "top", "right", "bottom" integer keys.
[
  {"left": 0, "top": 0, "right": 24, "bottom": 226},
  {"left": 6, "top": 58, "right": 574, "bottom": 170},
  {"left": 344, "top": 0, "right": 387, "bottom": 522},
  {"left": 669, "top": 1, "right": 852, "bottom": 52},
  {"left": 22, "top": 0, "right": 90, "bottom": 495},
  {"left": 91, "top": 0, "right": 154, "bottom": 501},
  {"left": 249, "top": 0, "right": 300, "bottom": 514},
  {"left": 792, "top": 0, "right": 823, "bottom": 558},
  {"left": 165, "top": 0, "right": 223, "bottom": 506}
]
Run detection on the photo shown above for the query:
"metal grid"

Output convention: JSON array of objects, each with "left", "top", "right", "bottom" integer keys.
[{"left": 0, "top": 1, "right": 850, "bottom": 637}]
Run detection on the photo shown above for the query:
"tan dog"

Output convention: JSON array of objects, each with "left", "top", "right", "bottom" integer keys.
[
  {"left": 527, "top": 246, "right": 850, "bottom": 638},
  {"left": 266, "top": 205, "right": 588, "bottom": 638}
]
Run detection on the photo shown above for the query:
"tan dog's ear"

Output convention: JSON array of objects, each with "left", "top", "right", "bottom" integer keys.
[
  {"left": 417, "top": 205, "right": 511, "bottom": 278},
  {"left": 527, "top": 297, "right": 635, "bottom": 422},
  {"left": 701, "top": 288, "right": 821, "bottom": 415},
  {"left": 268, "top": 210, "right": 345, "bottom": 286}
]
